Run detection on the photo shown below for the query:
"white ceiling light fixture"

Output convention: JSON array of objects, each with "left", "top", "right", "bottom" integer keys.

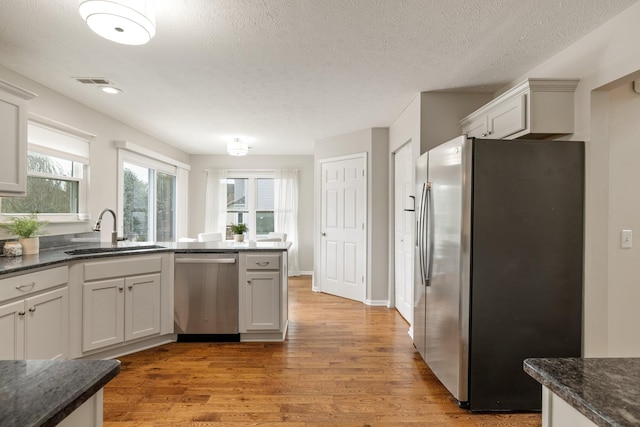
[
  {"left": 99, "top": 85, "right": 122, "bottom": 94},
  {"left": 79, "top": 0, "right": 156, "bottom": 46},
  {"left": 227, "top": 138, "right": 249, "bottom": 156}
]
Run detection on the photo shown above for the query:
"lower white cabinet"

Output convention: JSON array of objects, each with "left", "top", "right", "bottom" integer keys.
[
  {"left": 542, "top": 386, "right": 597, "bottom": 427},
  {"left": 82, "top": 273, "right": 161, "bottom": 353},
  {"left": 0, "top": 266, "right": 69, "bottom": 360},
  {"left": 239, "top": 252, "right": 288, "bottom": 341},
  {"left": 243, "top": 271, "right": 280, "bottom": 331}
]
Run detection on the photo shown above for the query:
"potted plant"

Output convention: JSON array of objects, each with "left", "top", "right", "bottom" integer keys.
[
  {"left": 1, "top": 214, "right": 48, "bottom": 255},
  {"left": 230, "top": 223, "right": 248, "bottom": 242}
]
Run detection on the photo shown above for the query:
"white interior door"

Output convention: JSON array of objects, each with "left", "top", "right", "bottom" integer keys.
[
  {"left": 320, "top": 155, "right": 366, "bottom": 302},
  {"left": 394, "top": 143, "right": 414, "bottom": 323}
]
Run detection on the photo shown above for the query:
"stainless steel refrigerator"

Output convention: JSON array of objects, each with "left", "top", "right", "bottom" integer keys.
[{"left": 413, "top": 136, "right": 583, "bottom": 411}]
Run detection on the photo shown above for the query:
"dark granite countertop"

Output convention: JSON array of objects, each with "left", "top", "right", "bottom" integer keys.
[
  {"left": 0, "top": 240, "right": 291, "bottom": 276},
  {"left": 0, "top": 359, "right": 120, "bottom": 427},
  {"left": 524, "top": 358, "right": 640, "bottom": 427}
]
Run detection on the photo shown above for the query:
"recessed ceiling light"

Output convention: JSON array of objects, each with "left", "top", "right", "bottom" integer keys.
[{"left": 99, "top": 86, "right": 122, "bottom": 94}]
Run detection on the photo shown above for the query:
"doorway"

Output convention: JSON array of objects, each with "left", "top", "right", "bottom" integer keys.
[{"left": 394, "top": 142, "right": 413, "bottom": 323}]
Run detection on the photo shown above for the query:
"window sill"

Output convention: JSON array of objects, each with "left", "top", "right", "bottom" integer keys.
[{"left": 0, "top": 214, "right": 91, "bottom": 224}]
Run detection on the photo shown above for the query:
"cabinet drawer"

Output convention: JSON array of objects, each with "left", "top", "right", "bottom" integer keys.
[
  {"left": 84, "top": 255, "right": 162, "bottom": 281},
  {"left": 0, "top": 266, "right": 69, "bottom": 302},
  {"left": 244, "top": 253, "right": 280, "bottom": 270}
]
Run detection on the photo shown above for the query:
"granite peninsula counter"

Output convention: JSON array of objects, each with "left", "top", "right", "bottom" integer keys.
[
  {"left": 0, "top": 359, "right": 120, "bottom": 427},
  {"left": 524, "top": 357, "right": 640, "bottom": 427}
]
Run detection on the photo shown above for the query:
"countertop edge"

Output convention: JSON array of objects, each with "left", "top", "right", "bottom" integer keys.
[
  {"left": 523, "top": 358, "right": 621, "bottom": 427},
  {"left": 41, "top": 360, "right": 121, "bottom": 427},
  {"left": 0, "top": 242, "right": 291, "bottom": 276}
]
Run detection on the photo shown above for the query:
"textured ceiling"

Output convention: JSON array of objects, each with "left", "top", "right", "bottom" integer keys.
[{"left": 0, "top": 0, "right": 636, "bottom": 155}]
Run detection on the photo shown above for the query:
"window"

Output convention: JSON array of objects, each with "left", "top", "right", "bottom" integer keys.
[
  {"left": 225, "top": 175, "right": 274, "bottom": 240},
  {"left": 120, "top": 152, "right": 176, "bottom": 242},
  {"left": 0, "top": 121, "right": 89, "bottom": 219}
]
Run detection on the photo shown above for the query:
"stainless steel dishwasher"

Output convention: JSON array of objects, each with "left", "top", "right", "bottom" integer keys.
[{"left": 174, "top": 253, "right": 239, "bottom": 341}]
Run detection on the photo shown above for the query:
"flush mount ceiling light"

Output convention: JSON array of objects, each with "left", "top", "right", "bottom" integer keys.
[
  {"left": 79, "top": 0, "right": 156, "bottom": 45},
  {"left": 99, "top": 85, "right": 122, "bottom": 94},
  {"left": 227, "top": 139, "right": 249, "bottom": 156}
]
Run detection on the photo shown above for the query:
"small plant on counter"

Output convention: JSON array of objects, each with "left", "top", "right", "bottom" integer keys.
[
  {"left": 231, "top": 223, "right": 248, "bottom": 235},
  {"left": 1, "top": 213, "right": 48, "bottom": 238}
]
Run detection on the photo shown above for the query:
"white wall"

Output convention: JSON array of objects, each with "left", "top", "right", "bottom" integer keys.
[
  {"left": 314, "top": 128, "right": 389, "bottom": 303},
  {"left": 187, "top": 154, "right": 314, "bottom": 273},
  {"left": 508, "top": 1, "right": 640, "bottom": 356},
  {"left": 0, "top": 65, "right": 190, "bottom": 240},
  {"left": 387, "top": 92, "right": 490, "bottom": 311},
  {"left": 606, "top": 82, "right": 640, "bottom": 356}
]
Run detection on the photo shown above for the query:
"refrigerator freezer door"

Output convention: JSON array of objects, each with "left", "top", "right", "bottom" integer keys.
[
  {"left": 468, "top": 139, "right": 583, "bottom": 411},
  {"left": 424, "top": 135, "right": 468, "bottom": 403}
]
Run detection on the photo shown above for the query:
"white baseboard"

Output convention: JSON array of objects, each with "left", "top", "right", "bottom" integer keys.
[{"left": 365, "top": 299, "right": 390, "bottom": 306}]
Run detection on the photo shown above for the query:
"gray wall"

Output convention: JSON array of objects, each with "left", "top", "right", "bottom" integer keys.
[
  {"left": 187, "top": 154, "right": 315, "bottom": 273},
  {"left": 314, "top": 127, "right": 390, "bottom": 304}
]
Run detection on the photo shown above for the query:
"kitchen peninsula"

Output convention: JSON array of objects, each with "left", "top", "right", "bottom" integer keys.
[
  {"left": 0, "top": 237, "right": 291, "bottom": 361},
  {"left": 0, "top": 359, "right": 120, "bottom": 427},
  {"left": 524, "top": 357, "right": 640, "bottom": 427},
  {"left": 0, "top": 237, "right": 289, "bottom": 426}
]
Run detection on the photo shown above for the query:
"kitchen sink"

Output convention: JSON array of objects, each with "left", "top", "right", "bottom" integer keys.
[{"left": 65, "top": 245, "right": 166, "bottom": 255}]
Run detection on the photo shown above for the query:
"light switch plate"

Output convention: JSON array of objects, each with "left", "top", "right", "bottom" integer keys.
[{"left": 621, "top": 229, "right": 632, "bottom": 249}]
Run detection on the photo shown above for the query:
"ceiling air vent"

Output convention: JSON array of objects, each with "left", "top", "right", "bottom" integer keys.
[{"left": 74, "top": 77, "right": 112, "bottom": 85}]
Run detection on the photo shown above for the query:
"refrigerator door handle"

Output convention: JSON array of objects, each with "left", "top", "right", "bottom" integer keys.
[
  {"left": 417, "top": 183, "right": 426, "bottom": 285},
  {"left": 425, "top": 182, "right": 434, "bottom": 286}
]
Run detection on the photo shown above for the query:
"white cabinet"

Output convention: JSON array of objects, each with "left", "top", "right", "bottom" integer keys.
[
  {"left": 82, "top": 278, "right": 124, "bottom": 351},
  {"left": 239, "top": 252, "right": 288, "bottom": 341},
  {"left": 542, "top": 386, "right": 597, "bottom": 427},
  {"left": 0, "top": 79, "right": 37, "bottom": 196},
  {"left": 243, "top": 270, "right": 280, "bottom": 331},
  {"left": 0, "top": 300, "right": 25, "bottom": 359},
  {"left": 81, "top": 256, "right": 162, "bottom": 353},
  {"left": 0, "top": 266, "right": 69, "bottom": 360},
  {"left": 461, "top": 79, "right": 579, "bottom": 140}
]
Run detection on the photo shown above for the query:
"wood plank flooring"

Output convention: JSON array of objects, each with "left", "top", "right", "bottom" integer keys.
[{"left": 103, "top": 276, "right": 541, "bottom": 426}]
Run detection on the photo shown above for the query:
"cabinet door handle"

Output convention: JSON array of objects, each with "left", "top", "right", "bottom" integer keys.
[
  {"left": 16, "top": 282, "right": 36, "bottom": 291},
  {"left": 256, "top": 261, "right": 270, "bottom": 266},
  {"left": 247, "top": 280, "right": 252, "bottom": 284},
  {"left": 18, "top": 311, "right": 25, "bottom": 316},
  {"left": 128, "top": 285, "right": 133, "bottom": 291},
  {"left": 118, "top": 286, "right": 124, "bottom": 291},
  {"left": 28, "top": 307, "right": 36, "bottom": 313}
]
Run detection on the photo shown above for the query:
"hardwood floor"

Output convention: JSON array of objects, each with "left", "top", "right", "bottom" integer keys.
[{"left": 103, "top": 276, "right": 541, "bottom": 426}]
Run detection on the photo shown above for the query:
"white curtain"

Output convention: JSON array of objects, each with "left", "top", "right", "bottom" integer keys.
[
  {"left": 204, "top": 169, "right": 227, "bottom": 235},
  {"left": 274, "top": 169, "right": 301, "bottom": 276}
]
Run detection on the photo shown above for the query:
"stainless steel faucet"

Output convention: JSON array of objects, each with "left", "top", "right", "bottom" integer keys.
[{"left": 93, "top": 208, "right": 120, "bottom": 246}]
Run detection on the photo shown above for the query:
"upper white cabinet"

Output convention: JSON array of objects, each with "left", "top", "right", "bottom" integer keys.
[
  {"left": 460, "top": 79, "right": 579, "bottom": 140},
  {"left": 0, "top": 79, "right": 37, "bottom": 196}
]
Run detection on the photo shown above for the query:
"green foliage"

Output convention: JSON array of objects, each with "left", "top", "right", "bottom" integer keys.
[
  {"left": 1, "top": 214, "right": 48, "bottom": 238},
  {"left": 122, "top": 168, "right": 149, "bottom": 241},
  {"left": 2, "top": 153, "right": 78, "bottom": 214},
  {"left": 231, "top": 223, "right": 248, "bottom": 234}
]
